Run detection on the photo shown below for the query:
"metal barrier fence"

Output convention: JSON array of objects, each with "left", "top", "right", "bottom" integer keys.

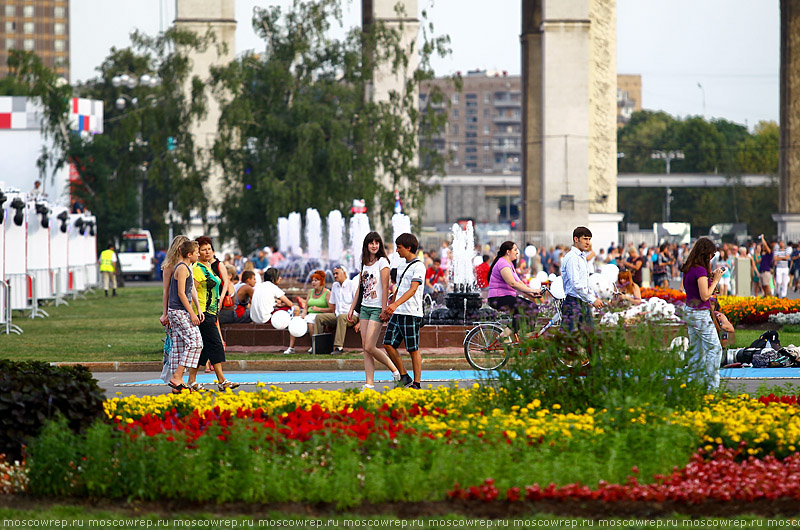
[
  {"left": 53, "top": 267, "right": 69, "bottom": 307},
  {"left": 0, "top": 280, "right": 22, "bottom": 334},
  {"left": 69, "top": 265, "right": 87, "bottom": 299},
  {"left": 28, "top": 268, "right": 52, "bottom": 317},
  {"left": 6, "top": 272, "right": 46, "bottom": 319}
]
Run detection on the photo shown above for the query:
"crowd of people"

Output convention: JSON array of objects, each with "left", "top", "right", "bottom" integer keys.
[{"left": 154, "top": 223, "right": 800, "bottom": 396}]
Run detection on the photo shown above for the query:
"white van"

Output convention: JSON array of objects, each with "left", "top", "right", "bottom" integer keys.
[{"left": 119, "top": 229, "right": 155, "bottom": 280}]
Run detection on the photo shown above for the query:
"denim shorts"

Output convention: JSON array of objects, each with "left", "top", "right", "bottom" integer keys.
[{"left": 359, "top": 306, "right": 383, "bottom": 322}]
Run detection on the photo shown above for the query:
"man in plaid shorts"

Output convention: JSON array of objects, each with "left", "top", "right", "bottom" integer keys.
[{"left": 382, "top": 233, "right": 426, "bottom": 389}]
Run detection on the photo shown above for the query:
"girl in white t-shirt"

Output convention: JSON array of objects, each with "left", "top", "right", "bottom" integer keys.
[{"left": 348, "top": 232, "right": 400, "bottom": 390}]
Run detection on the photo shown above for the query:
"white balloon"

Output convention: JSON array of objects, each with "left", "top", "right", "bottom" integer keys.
[
  {"left": 524, "top": 245, "right": 537, "bottom": 258},
  {"left": 529, "top": 278, "right": 542, "bottom": 291},
  {"left": 472, "top": 255, "right": 483, "bottom": 267},
  {"left": 288, "top": 316, "right": 308, "bottom": 337},
  {"left": 548, "top": 273, "right": 557, "bottom": 282},
  {"left": 600, "top": 264, "right": 620, "bottom": 282},
  {"left": 536, "top": 271, "right": 549, "bottom": 283},
  {"left": 271, "top": 310, "right": 291, "bottom": 330},
  {"left": 549, "top": 277, "right": 565, "bottom": 300}
]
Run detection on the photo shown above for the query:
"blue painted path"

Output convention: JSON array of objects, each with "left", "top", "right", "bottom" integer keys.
[{"left": 117, "top": 367, "right": 800, "bottom": 387}]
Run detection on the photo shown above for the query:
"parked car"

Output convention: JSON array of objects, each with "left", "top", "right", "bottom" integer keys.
[{"left": 118, "top": 229, "right": 155, "bottom": 280}]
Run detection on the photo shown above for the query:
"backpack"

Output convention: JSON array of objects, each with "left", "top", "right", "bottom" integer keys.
[{"left": 748, "top": 330, "right": 780, "bottom": 351}]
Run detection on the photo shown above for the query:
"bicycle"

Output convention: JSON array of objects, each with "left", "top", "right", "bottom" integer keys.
[{"left": 463, "top": 286, "right": 566, "bottom": 371}]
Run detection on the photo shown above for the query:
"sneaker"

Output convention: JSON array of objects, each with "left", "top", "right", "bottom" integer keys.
[
  {"left": 397, "top": 374, "right": 412, "bottom": 387},
  {"left": 361, "top": 383, "right": 375, "bottom": 392},
  {"left": 332, "top": 347, "right": 344, "bottom": 354},
  {"left": 283, "top": 347, "right": 296, "bottom": 355},
  {"left": 307, "top": 347, "right": 314, "bottom": 354},
  {"left": 392, "top": 370, "right": 401, "bottom": 382},
  {"left": 408, "top": 382, "right": 421, "bottom": 390}
]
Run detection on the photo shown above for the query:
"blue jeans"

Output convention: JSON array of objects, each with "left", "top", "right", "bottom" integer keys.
[{"left": 561, "top": 295, "right": 594, "bottom": 332}]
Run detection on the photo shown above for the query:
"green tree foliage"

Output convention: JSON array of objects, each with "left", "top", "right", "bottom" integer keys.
[
  {"left": 16, "top": 31, "right": 210, "bottom": 247},
  {"left": 209, "top": 0, "right": 452, "bottom": 250},
  {"left": 617, "top": 111, "right": 779, "bottom": 237}
]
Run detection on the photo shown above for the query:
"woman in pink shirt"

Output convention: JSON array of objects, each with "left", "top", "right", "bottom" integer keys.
[{"left": 487, "top": 241, "right": 541, "bottom": 329}]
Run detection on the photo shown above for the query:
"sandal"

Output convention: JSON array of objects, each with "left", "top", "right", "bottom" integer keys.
[
  {"left": 217, "top": 380, "right": 240, "bottom": 391},
  {"left": 189, "top": 382, "right": 203, "bottom": 392},
  {"left": 168, "top": 381, "right": 189, "bottom": 394}
]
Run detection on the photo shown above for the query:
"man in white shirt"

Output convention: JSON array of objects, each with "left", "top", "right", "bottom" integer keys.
[
  {"left": 313, "top": 266, "right": 360, "bottom": 353},
  {"left": 775, "top": 240, "right": 792, "bottom": 298},
  {"left": 560, "top": 226, "right": 603, "bottom": 332}
]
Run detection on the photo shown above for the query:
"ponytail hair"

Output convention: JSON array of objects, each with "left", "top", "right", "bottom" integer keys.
[{"left": 487, "top": 241, "right": 516, "bottom": 284}]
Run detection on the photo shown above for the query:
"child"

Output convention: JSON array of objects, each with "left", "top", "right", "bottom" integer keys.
[{"left": 382, "top": 233, "right": 427, "bottom": 389}]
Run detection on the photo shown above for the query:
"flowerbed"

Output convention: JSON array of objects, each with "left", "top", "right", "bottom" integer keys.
[
  {"left": 16, "top": 385, "right": 800, "bottom": 509},
  {"left": 641, "top": 287, "right": 800, "bottom": 325},
  {"left": 450, "top": 446, "right": 800, "bottom": 503}
]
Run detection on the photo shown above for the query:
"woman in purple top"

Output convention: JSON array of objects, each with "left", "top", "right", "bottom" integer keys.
[
  {"left": 487, "top": 241, "right": 541, "bottom": 330},
  {"left": 679, "top": 237, "right": 724, "bottom": 389}
]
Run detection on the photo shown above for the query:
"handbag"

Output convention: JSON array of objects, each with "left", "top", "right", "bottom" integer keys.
[
  {"left": 222, "top": 293, "right": 234, "bottom": 308},
  {"left": 354, "top": 264, "right": 365, "bottom": 314}
]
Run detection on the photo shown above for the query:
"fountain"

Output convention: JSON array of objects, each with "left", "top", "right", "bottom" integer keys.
[
  {"left": 305, "top": 208, "right": 322, "bottom": 259},
  {"left": 425, "top": 221, "right": 492, "bottom": 325},
  {"left": 287, "top": 212, "right": 303, "bottom": 256},
  {"left": 277, "top": 217, "right": 289, "bottom": 255},
  {"left": 349, "top": 213, "right": 370, "bottom": 269},
  {"left": 327, "top": 210, "right": 345, "bottom": 265},
  {"left": 391, "top": 212, "right": 411, "bottom": 247}
]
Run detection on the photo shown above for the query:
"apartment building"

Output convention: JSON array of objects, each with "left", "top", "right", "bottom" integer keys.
[
  {"left": 0, "top": 0, "right": 69, "bottom": 79},
  {"left": 421, "top": 70, "right": 641, "bottom": 173}
]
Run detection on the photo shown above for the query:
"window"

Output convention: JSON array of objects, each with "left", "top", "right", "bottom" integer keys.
[
  {"left": 5, "top": 38, "right": 15, "bottom": 50},
  {"left": 452, "top": 156, "right": 459, "bottom": 166},
  {"left": 452, "top": 93, "right": 459, "bottom": 104},
  {"left": 465, "top": 93, "right": 477, "bottom": 100},
  {"left": 466, "top": 124, "right": 477, "bottom": 132},
  {"left": 452, "top": 125, "right": 458, "bottom": 135},
  {"left": 23, "top": 22, "right": 33, "bottom": 34},
  {"left": 483, "top": 141, "right": 490, "bottom": 151},
  {"left": 54, "top": 23, "right": 65, "bottom": 35},
  {"left": 484, "top": 93, "right": 490, "bottom": 103},
  {"left": 5, "top": 22, "right": 15, "bottom": 33},
  {"left": 483, "top": 125, "right": 490, "bottom": 134},
  {"left": 452, "top": 109, "right": 458, "bottom": 118},
  {"left": 23, "top": 38, "right": 33, "bottom": 51},
  {"left": 484, "top": 108, "right": 489, "bottom": 118},
  {"left": 4, "top": 5, "right": 14, "bottom": 16},
  {"left": 54, "top": 6, "right": 65, "bottom": 18},
  {"left": 23, "top": 5, "right": 33, "bottom": 17},
  {"left": 54, "top": 39, "right": 64, "bottom": 52},
  {"left": 483, "top": 155, "right": 490, "bottom": 164}
]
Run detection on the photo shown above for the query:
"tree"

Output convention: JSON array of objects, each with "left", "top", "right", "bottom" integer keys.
[
  {"left": 19, "top": 30, "right": 211, "bottom": 247},
  {"left": 209, "top": 0, "right": 451, "bottom": 250}
]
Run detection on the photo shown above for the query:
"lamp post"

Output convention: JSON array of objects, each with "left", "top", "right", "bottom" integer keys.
[
  {"left": 651, "top": 150, "right": 684, "bottom": 222},
  {"left": 112, "top": 73, "right": 161, "bottom": 230},
  {"left": 697, "top": 82, "right": 706, "bottom": 118}
]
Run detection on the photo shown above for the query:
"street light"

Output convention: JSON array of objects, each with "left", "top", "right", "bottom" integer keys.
[
  {"left": 697, "top": 82, "right": 706, "bottom": 118},
  {"left": 652, "top": 150, "right": 684, "bottom": 222},
  {"left": 111, "top": 73, "right": 160, "bottom": 90}
]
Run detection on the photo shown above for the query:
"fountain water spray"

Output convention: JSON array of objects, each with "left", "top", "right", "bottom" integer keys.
[
  {"left": 287, "top": 212, "right": 303, "bottom": 256},
  {"left": 327, "top": 210, "right": 345, "bottom": 264},
  {"left": 277, "top": 217, "right": 289, "bottom": 255},
  {"left": 305, "top": 208, "right": 322, "bottom": 259},
  {"left": 450, "top": 221, "right": 477, "bottom": 292},
  {"left": 349, "top": 213, "right": 371, "bottom": 267},
  {"left": 391, "top": 213, "right": 411, "bottom": 247}
]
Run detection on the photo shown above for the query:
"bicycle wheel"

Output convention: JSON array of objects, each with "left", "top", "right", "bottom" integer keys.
[{"left": 464, "top": 323, "right": 509, "bottom": 371}]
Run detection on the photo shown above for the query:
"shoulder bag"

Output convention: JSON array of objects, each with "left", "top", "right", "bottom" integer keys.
[{"left": 354, "top": 264, "right": 365, "bottom": 314}]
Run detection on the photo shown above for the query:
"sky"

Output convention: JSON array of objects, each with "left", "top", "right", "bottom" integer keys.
[{"left": 70, "top": 0, "right": 780, "bottom": 128}]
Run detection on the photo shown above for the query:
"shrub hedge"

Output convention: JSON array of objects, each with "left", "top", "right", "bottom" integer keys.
[{"left": 0, "top": 360, "right": 104, "bottom": 460}]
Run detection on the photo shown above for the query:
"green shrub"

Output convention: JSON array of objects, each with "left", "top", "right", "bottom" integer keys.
[
  {"left": 0, "top": 360, "right": 105, "bottom": 461},
  {"left": 480, "top": 322, "right": 708, "bottom": 413}
]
